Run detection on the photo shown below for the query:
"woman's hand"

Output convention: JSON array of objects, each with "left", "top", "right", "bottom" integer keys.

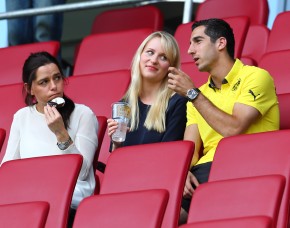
[
  {"left": 107, "top": 118, "right": 123, "bottom": 151},
  {"left": 44, "top": 105, "right": 68, "bottom": 142},
  {"left": 107, "top": 118, "right": 119, "bottom": 138}
]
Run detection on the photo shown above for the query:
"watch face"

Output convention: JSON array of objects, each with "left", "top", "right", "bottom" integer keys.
[{"left": 187, "top": 89, "right": 199, "bottom": 101}]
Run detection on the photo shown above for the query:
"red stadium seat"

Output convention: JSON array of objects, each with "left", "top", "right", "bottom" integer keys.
[
  {"left": 241, "top": 24, "right": 270, "bottom": 66},
  {"left": 208, "top": 130, "right": 290, "bottom": 228},
  {"left": 0, "top": 154, "right": 82, "bottom": 228},
  {"left": 277, "top": 93, "right": 290, "bottom": 130},
  {"left": 73, "top": 28, "right": 153, "bottom": 75},
  {"left": 0, "top": 201, "right": 49, "bottom": 228},
  {"left": 186, "top": 175, "right": 285, "bottom": 226},
  {"left": 91, "top": 5, "right": 163, "bottom": 34},
  {"left": 73, "top": 189, "right": 168, "bottom": 228},
  {"left": 258, "top": 50, "right": 290, "bottom": 94},
  {"left": 65, "top": 70, "right": 130, "bottom": 118},
  {"left": 195, "top": 0, "right": 269, "bottom": 25},
  {"left": 0, "top": 83, "right": 25, "bottom": 157},
  {"left": 180, "top": 62, "right": 208, "bottom": 88},
  {"left": 266, "top": 11, "right": 290, "bottom": 53},
  {"left": 180, "top": 216, "right": 272, "bottom": 228},
  {"left": 175, "top": 16, "right": 249, "bottom": 63},
  {"left": 100, "top": 141, "right": 194, "bottom": 228},
  {"left": 73, "top": 5, "right": 163, "bottom": 63},
  {"left": 0, "top": 41, "right": 60, "bottom": 86},
  {"left": 64, "top": 70, "right": 131, "bottom": 182}
]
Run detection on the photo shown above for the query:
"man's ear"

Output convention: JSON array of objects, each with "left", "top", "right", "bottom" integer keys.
[
  {"left": 217, "top": 37, "right": 227, "bottom": 51},
  {"left": 24, "top": 83, "right": 33, "bottom": 96}
]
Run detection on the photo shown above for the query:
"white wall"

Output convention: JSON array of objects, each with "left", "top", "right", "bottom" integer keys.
[
  {"left": 0, "top": 0, "right": 8, "bottom": 47},
  {"left": 267, "top": 0, "right": 286, "bottom": 29},
  {"left": 0, "top": 0, "right": 8, "bottom": 48}
]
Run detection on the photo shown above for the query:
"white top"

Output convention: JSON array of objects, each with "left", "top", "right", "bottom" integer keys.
[{"left": 2, "top": 104, "right": 98, "bottom": 209}]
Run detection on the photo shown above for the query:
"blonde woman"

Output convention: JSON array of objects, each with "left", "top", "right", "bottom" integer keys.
[{"left": 107, "top": 31, "right": 187, "bottom": 151}]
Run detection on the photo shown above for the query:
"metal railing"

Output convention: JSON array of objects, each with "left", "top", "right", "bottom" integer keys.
[{"left": 0, "top": 0, "right": 203, "bottom": 23}]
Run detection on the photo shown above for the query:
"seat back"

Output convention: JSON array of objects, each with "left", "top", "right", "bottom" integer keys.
[
  {"left": 0, "top": 41, "right": 60, "bottom": 86},
  {"left": 0, "top": 201, "right": 49, "bottom": 228},
  {"left": 266, "top": 11, "right": 290, "bottom": 53},
  {"left": 73, "top": 5, "right": 163, "bottom": 64},
  {"left": 258, "top": 50, "right": 290, "bottom": 95},
  {"left": 94, "top": 115, "right": 107, "bottom": 194},
  {"left": 181, "top": 216, "right": 272, "bottom": 228},
  {"left": 175, "top": 16, "right": 249, "bottom": 63},
  {"left": 100, "top": 141, "right": 194, "bottom": 228},
  {"left": 0, "top": 154, "right": 83, "bottom": 228},
  {"left": 187, "top": 175, "right": 285, "bottom": 226},
  {"left": 208, "top": 130, "right": 290, "bottom": 228},
  {"left": 73, "top": 28, "right": 153, "bottom": 75},
  {"left": 0, "top": 83, "right": 25, "bottom": 156},
  {"left": 174, "top": 21, "right": 194, "bottom": 64},
  {"left": 73, "top": 189, "right": 169, "bottom": 228},
  {"left": 64, "top": 70, "right": 130, "bottom": 187},
  {"left": 65, "top": 70, "right": 130, "bottom": 118},
  {"left": 180, "top": 62, "right": 208, "bottom": 88},
  {"left": 277, "top": 93, "right": 290, "bottom": 130},
  {"left": 0, "top": 128, "right": 6, "bottom": 153},
  {"left": 95, "top": 116, "right": 107, "bottom": 170},
  {"left": 241, "top": 24, "right": 270, "bottom": 66},
  {"left": 195, "top": 0, "right": 269, "bottom": 25},
  {"left": 91, "top": 5, "right": 163, "bottom": 34}
]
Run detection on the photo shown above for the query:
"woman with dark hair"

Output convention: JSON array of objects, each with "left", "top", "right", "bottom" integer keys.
[{"left": 2, "top": 51, "right": 98, "bottom": 222}]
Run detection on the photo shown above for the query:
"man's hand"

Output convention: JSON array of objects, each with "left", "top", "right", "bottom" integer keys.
[
  {"left": 168, "top": 67, "right": 195, "bottom": 96},
  {"left": 183, "top": 171, "right": 199, "bottom": 198}
]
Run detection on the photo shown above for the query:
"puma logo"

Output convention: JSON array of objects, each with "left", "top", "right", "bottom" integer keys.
[{"left": 249, "top": 90, "right": 260, "bottom": 101}]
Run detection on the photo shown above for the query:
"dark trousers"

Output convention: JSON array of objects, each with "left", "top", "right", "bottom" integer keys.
[
  {"left": 181, "top": 162, "right": 212, "bottom": 212},
  {"left": 67, "top": 208, "right": 76, "bottom": 228}
]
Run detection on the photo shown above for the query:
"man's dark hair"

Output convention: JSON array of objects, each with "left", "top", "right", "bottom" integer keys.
[{"left": 192, "top": 18, "right": 235, "bottom": 59}]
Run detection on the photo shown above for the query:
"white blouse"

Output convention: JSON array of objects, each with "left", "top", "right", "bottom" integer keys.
[{"left": 2, "top": 104, "right": 98, "bottom": 209}]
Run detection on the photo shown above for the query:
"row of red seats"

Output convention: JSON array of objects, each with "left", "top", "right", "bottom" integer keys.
[
  {"left": 0, "top": 69, "right": 290, "bottom": 175},
  {"left": 0, "top": 11, "right": 290, "bottom": 92},
  {"left": 0, "top": 129, "right": 288, "bottom": 227}
]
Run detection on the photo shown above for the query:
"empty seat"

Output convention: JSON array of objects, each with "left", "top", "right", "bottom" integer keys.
[
  {"left": 73, "top": 189, "right": 169, "bottom": 228},
  {"left": 94, "top": 115, "right": 107, "bottom": 194},
  {"left": 0, "top": 201, "right": 49, "bottom": 228},
  {"left": 0, "top": 41, "right": 60, "bottom": 86},
  {"left": 241, "top": 24, "right": 270, "bottom": 66},
  {"left": 195, "top": 0, "right": 269, "bottom": 25},
  {"left": 258, "top": 50, "right": 290, "bottom": 94},
  {"left": 73, "top": 5, "right": 163, "bottom": 63},
  {"left": 0, "top": 83, "right": 25, "bottom": 156},
  {"left": 208, "top": 130, "right": 290, "bottom": 228},
  {"left": 0, "top": 154, "right": 83, "bottom": 228},
  {"left": 266, "top": 11, "right": 290, "bottom": 53},
  {"left": 100, "top": 141, "right": 194, "bottom": 228},
  {"left": 73, "top": 28, "right": 153, "bottom": 75},
  {"left": 91, "top": 5, "right": 163, "bottom": 34},
  {"left": 64, "top": 70, "right": 131, "bottom": 181},
  {"left": 180, "top": 216, "right": 272, "bottom": 228},
  {"left": 186, "top": 175, "right": 285, "bottom": 226},
  {"left": 277, "top": 93, "right": 290, "bottom": 130},
  {"left": 65, "top": 70, "right": 130, "bottom": 118}
]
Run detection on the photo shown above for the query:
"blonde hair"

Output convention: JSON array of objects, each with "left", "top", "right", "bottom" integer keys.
[{"left": 123, "top": 31, "right": 181, "bottom": 132}]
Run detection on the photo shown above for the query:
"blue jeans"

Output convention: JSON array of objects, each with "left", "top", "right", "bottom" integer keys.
[{"left": 6, "top": 0, "right": 65, "bottom": 46}]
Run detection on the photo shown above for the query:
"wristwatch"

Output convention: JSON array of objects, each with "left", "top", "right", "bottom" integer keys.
[
  {"left": 57, "top": 136, "right": 72, "bottom": 150},
  {"left": 186, "top": 88, "right": 201, "bottom": 101}
]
